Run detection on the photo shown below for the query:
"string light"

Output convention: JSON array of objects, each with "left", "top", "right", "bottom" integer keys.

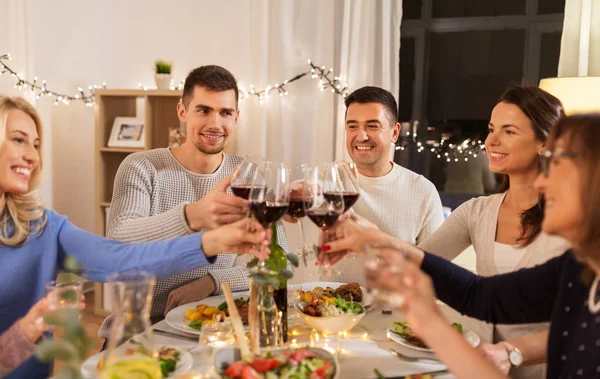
[
  {"left": 1, "top": 53, "right": 104, "bottom": 106},
  {"left": 395, "top": 128, "right": 487, "bottom": 163}
]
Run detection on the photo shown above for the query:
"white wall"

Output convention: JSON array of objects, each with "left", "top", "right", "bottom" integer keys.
[{"left": 0, "top": 0, "right": 345, "bottom": 231}]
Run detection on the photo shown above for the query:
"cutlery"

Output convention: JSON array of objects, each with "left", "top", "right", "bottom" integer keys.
[
  {"left": 389, "top": 348, "right": 441, "bottom": 365},
  {"left": 152, "top": 328, "right": 199, "bottom": 342}
]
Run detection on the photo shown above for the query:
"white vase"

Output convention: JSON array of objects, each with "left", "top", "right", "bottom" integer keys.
[{"left": 154, "top": 73, "right": 172, "bottom": 90}]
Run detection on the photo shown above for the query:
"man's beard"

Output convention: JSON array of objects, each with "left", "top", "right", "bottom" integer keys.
[{"left": 194, "top": 140, "right": 226, "bottom": 155}]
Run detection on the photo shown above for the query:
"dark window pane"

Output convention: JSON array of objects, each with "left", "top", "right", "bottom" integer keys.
[
  {"left": 539, "top": 31, "right": 562, "bottom": 80},
  {"left": 432, "top": 0, "right": 525, "bottom": 18},
  {"left": 538, "top": 0, "right": 565, "bottom": 14},
  {"left": 426, "top": 30, "right": 526, "bottom": 121},
  {"left": 399, "top": 37, "right": 416, "bottom": 121},
  {"left": 403, "top": 0, "right": 422, "bottom": 20}
]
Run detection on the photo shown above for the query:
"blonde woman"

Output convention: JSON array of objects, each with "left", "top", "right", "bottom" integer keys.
[{"left": 0, "top": 96, "right": 269, "bottom": 378}]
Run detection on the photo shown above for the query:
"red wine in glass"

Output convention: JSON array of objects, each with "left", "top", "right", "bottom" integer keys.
[
  {"left": 231, "top": 185, "right": 253, "bottom": 199},
  {"left": 287, "top": 198, "right": 309, "bottom": 219},
  {"left": 305, "top": 209, "right": 342, "bottom": 230},
  {"left": 323, "top": 192, "right": 359, "bottom": 212},
  {"left": 250, "top": 201, "right": 289, "bottom": 228}
]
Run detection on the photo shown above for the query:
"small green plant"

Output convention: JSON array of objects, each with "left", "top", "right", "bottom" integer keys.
[
  {"left": 154, "top": 59, "right": 172, "bottom": 74},
  {"left": 36, "top": 257, "right": 93, "bottom": 379}
]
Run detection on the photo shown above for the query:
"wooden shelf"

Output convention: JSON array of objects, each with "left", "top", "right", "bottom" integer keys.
[
  {"left": 100, "top": 147, "right": 145, "bottom": 153},
  {"left": 95, "top": 89, "right": 182, "bottom": 315}
]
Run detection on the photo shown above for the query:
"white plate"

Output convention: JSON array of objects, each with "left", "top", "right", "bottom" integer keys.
[
  {"left": 81, "top": 345, "right": 193, "bottom": 378},
  {"left": 387, "top": 328, "right": 432, "bottom": 352},
  {"left": 164, "top": 291, "right": 249, "bottom": 335},
  {"left": 388, "top": 327, "right": 480, "bottom": 353}
]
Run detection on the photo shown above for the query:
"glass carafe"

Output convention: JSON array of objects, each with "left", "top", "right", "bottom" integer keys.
[{"left": 100, "top": 270, "right": 161, "bottom": 379}]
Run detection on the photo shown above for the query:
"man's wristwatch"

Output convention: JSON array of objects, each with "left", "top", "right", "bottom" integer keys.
[{"left": 503, "top": 342, "right": 523, "bottom": 368}]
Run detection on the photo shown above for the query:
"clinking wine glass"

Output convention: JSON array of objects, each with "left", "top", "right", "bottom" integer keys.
[
  {"left": 231, "top": 155, "right": 264, "bottom": 201},
  {"left": 304, "top": 163, "right": 344, "bottom": 277},
  {"left": 287, "top": 164, "right": 314, "bottom": 266},
  {"left": 364, "top": 246, "right": 406, "bottom": 310},
  {"left": 248, "top": 161, "right": 290, "bottom": 275},
  {"left": 333, "top": 161, "right": 360, "bottom": 212},
  {"left": 333, "top": 161, "right": 361, "bottom": 260}
]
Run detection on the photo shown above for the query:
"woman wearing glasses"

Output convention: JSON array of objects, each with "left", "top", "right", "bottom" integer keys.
[
  {"left": 321, "top": 114, "right": 600, "bottom": 379},
  {"left": 415, "top": 85, "right": 570, "bottom": 378}
]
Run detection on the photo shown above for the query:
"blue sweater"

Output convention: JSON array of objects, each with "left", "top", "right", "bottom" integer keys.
[
  {"left": 422, "top": 250, "right": 600, "bottom": 379},
  {"left": 0, "top": 209, "right": 216, "bottom": 378}
]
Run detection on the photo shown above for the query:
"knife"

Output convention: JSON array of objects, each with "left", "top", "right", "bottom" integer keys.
[{"left": 152, "top": 328, "right": 199, "bottom": 342}]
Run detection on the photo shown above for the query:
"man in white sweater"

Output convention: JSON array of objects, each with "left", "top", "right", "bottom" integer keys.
[
  {"left": 99, "top": 66, "right": 288, "bottom": 340},
  {"left": 325, "top": 86, "right": 444, "bottom": 284}
]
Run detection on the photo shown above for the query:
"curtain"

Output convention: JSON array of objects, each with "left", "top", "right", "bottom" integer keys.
[
  {"left": 232, "top": 0, "right": 402, "bottom": 165},
  {"left": 333, "top": 0, "right": 402, "bottom": 160},
  {"left": 558, "top": 0, "right": 600, "bottom": 76}
]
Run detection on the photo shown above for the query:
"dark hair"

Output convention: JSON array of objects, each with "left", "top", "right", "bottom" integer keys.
[
  {"left": 546, "top": 114, "right": 600, "bottom": 266},
  {"left": 181, "top": 65, "right": 239, "bottom": 108},
  {"left": 344, "top": 86, "right": 398, "bottom": 126},
  {"left": 496, "top": 84, "right": 565, "bottom": 246}
]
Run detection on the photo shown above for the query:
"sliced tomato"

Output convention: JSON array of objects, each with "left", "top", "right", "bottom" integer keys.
[
  {"left": 309, "top": 360, "right": 332, "bottom": 379},
  {"left": 241, "top": 365, "right": 261, "bottom": 379},
  {"left": 251, "top": 358, "right": 280, "bottom": 373},
  {"left": 290, "top": 349, "right": 317, "bottom": 363},
  {"left": 224, "top": 361, "right": 247, "bottom": 378},
  {"left": 124, "top": 348, "right": 134, "bottom": 356}
]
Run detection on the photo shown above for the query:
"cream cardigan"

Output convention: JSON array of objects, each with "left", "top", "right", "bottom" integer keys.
[{"left": 418, "top": 192, "right": 571, "bottom": 379}]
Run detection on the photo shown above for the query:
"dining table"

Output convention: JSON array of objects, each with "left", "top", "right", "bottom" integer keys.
[{"left": 150, "top": 289, "right": 494, "bottom": 379}]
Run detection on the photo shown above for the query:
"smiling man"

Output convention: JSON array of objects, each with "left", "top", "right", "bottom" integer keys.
[
  {"left": 98, "top": 66, "right": 288, "bottom": 341},
  {"left": 326, "top": 86, "right": 444, "bottom": 284}
]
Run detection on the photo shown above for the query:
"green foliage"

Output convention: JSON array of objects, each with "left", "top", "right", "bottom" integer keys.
[
  {"left": 35, "top": 259, "right": 92, "bottom": 379},
  {"left": 155, "top": 59, "right": 173, "bottom": 74}
]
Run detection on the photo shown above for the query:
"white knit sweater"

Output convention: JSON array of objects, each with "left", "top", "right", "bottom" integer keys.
[
  {"left": 98, "top": 149, "right": 288, "bottom": 338},
  {"left": 324, "top": 162, "right": 444, "bottom": 285}
]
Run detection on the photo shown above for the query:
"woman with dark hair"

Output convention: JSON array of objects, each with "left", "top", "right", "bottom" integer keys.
[
  {"left": 416, "top": 85, "right": 571, "bottom": 378},
  {"left": 322, "top": 113, "right": 600, "bottom": 379}
]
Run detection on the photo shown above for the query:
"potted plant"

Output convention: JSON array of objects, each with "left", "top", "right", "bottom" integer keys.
[{"left": 154, "top": 59, "right": 173, "bottom": 90}]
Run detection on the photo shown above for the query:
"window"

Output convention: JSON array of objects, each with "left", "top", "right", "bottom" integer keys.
[{"left": 397, "top": 0, "right": 564, "bottom": 201}]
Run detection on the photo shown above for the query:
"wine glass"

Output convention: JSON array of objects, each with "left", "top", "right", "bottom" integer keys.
[
  {"left": 231, "top": 155, "right": 264, "bottom": 200},
  {"left": 333, "top": 161, "right": 360, "bottom": 213},
  {"left": 304, "top": 163, "right": 345, "bottom": 276},
  {"left": 287, "top": 164, "right": 314, "bottom": 266},
  {"left": 248, "top": 161, "right": 290, "bottom": 275},
  {"left": 364, "top": 246, "right": 406, "bottom": 309}
]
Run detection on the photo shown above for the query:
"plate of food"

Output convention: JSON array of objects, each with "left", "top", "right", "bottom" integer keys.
[
  {"left": 165, "top": 293, "right": 250, "bottom": 335},
  {"left": 388, "top": 321, "right": 474, "bottom": 352},
  {"left": 81, "top": 345, "right": 193, "bottom": 378},
  {"left": 288, "top": 282, "right": 366, "bottom": 304},
  {"left": 293, "top": 282, "right": 367, "bottom": 334},
  {"left": 214, "top": 347, "right": 339, "bottom": 379}
]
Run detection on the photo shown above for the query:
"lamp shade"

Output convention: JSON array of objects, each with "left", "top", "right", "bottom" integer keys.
[{"left": 539, "top": 77, "right": 600, "bottom": 115}]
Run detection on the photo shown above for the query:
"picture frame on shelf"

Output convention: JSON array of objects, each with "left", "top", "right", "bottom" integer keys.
[{"left": 107, "top": 117, "right": 145, "bottom": 148}]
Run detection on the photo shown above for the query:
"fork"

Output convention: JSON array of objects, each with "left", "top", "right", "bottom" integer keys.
[
  {"left": 389, "top": 348, "right": 440, "bottom": 365},
  {"left": 382, "top": 308, "right": 393, "bottom": 315}
]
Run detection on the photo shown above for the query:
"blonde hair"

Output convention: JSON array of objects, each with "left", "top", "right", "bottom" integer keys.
[{"left": 0, "top": 96, "right": 47, "bottom": 246}]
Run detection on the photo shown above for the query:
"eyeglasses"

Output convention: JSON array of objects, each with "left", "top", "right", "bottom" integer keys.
[{"left": 540, "top": 150, "right": 580, "bottom": 177}]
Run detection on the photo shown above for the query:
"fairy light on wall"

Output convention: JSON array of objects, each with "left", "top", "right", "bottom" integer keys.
[{"left": 0, "top": 53, "right": 104, "bottom": 107}]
